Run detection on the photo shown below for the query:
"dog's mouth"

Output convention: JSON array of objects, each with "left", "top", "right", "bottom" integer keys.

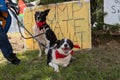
[{"left": 62, "top": 48, "right": 70, "bottom": 53}]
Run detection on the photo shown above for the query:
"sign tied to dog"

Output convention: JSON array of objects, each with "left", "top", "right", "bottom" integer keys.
[{"left": 23, "top": 1, "right": 91, "bottom": 50}]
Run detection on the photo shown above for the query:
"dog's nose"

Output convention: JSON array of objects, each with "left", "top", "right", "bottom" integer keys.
[{"left": 64, "top": 44, "right": 68, "bottom": 47}]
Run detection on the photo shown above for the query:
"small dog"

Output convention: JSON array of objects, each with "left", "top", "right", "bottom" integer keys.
[
  {"left": 33, "top": 9, "right": 57, "bottom": 57},
  {"left": 47, "top": 38, "right": 79, "bottom": 72}
]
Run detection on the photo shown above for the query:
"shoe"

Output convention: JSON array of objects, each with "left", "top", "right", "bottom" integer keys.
[{"left": 6, "top": 53, "right": 20, "bottom": 65}]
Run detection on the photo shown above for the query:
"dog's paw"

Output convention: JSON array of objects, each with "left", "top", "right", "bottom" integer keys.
[
  {"left": 45, "top": 49, "right": 49, "bottom": 55},
  {"left": 54, "top": 68, "right": 59, "bottom": 72},
  {"left": 63, "top": 64, "right": 69, "bottom": 67},
  {"left": 54, "top": 65, "right": 59, "bottom": 72},
  {"left": 49, "top": 63, "right": 59, "bottom": 72}
]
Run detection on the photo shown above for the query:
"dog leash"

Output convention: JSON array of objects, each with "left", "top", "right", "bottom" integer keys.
[
  {"left": 8, "top": 7, "right": 49, "bottom": 49},
  {"left": 8, "top": 4, "right": 45, "bottom": 39}
]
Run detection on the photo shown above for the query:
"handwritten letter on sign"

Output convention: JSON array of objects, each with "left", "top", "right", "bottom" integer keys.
[{"left": 104, "top": 0, "right": 120, "bottom": 24}]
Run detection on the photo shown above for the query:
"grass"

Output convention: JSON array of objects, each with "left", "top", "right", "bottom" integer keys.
[{"left": 0, "top": 41, "right": 120, "bottom": 80}]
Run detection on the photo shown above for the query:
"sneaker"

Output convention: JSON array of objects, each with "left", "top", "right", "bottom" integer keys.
[{"left": 6, "top": 53, "right": 20, "bottom": 65}]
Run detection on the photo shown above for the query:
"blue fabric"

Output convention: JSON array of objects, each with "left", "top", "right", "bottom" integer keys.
[
  {"left": 0, "top": 0, "right": 16, "bottom": 60},
  {"left": 0, "top": 0, "right": 8, "bottom": 12},
  {"left": 0, "top": 25, "right": 13, "bottom": 58},
  {"left": 0, "top": 0, "right": 11, "bottom": 33},
  {"left": 3, "top": 12, "right": 11, "bottom": 33},
  {"left": 0, "top": 24, "right": 13, "bottom": 58}
]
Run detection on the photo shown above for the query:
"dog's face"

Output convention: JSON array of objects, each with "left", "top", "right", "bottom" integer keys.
[
  {"left": 56, "top": 39, "right": 73, "bottom": 55},
  {"left": 35, "top": 9, "right": 50, "bottom": 22}
]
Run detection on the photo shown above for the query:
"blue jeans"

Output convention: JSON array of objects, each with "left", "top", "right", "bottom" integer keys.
[{"left": 0, "top": 25, "right": 13, "bottom": 59}]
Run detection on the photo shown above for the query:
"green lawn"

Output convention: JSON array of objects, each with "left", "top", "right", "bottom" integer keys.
[{"left": 0, "top": 41, "right": 120, "bottom": 80}]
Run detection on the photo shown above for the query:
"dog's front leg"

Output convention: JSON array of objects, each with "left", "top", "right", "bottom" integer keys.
[
  {"left": 49, "top": 62, "right": 59, "bottom": 72},
  {"left": 38, "top": 43, "right": 42, "bottom": 57}
]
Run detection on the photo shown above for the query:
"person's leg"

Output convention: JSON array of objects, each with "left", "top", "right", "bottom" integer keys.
[{"left": 0, "top": 26, "right": 20, "bottom": 65}]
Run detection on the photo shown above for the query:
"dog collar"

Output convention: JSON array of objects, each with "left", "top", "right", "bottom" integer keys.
[
  {"left": 55, "top": 50, "right": 74, "bottom": 59},
  {"left": 36, "top": 21, "right": 46, "bottom": 28}
]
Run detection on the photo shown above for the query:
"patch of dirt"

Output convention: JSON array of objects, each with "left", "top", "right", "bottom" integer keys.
[
  {"left": 7, "top": 33, "right": 24, "bottom": 53},
  {"left": 90, "top": 41, "right": 119, "bottom": 70},
  {"left": 92, "top": 34, "right": 120, "bottom": 47}
]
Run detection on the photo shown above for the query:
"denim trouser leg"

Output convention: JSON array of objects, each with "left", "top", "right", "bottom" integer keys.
[{"left": 0, "top": 26, "right": 13, "bottom": 59}]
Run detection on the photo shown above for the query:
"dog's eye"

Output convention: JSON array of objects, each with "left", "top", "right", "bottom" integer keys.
[
  {"left": 67, "top": 39, "right": 73, "bottom": 48},
  {"left": 41, "top": 13, "right": 44, "bottom": 16}
]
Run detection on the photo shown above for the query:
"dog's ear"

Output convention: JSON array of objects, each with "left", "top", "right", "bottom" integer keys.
[
  {"left": 34, "top": 11, "right": 39, "bottom": 19},
  {"left": 44, "top": 9, "right": 50, "bottom": 16},
  {"left": 70, "top": 42, "right": 74, "bottom": 49},
  {"left": 56, "top": 40, "right": 61, "bottom": 48},
  {"left": 67, "top": 39, "right": 74, "bottom": 49},
  {"left": 35, "top": 11, "right": 39, "bottom": 16}
]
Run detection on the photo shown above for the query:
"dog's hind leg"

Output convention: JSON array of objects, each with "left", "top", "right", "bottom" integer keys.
[
  {"left": 43, "top": 34, "right": 50, "bottom": 55},
  {"left": 45, "top": 29, "right": 57, "bottom": 47}
]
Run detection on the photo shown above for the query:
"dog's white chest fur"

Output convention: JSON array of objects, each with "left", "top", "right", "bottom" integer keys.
[
  {"left": 33, "top": 25, "right": 50, "bottom": 56},
  {"left": 33, "top": 25, "right": 47, "bottom": 44}
]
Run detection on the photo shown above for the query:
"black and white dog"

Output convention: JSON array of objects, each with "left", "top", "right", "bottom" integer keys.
[
  {"left": 47, "top": 38, "right": 80, "bottom": 72},
  {"left": 33, "top": 9, "right": 57, "bottom": 57}
]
